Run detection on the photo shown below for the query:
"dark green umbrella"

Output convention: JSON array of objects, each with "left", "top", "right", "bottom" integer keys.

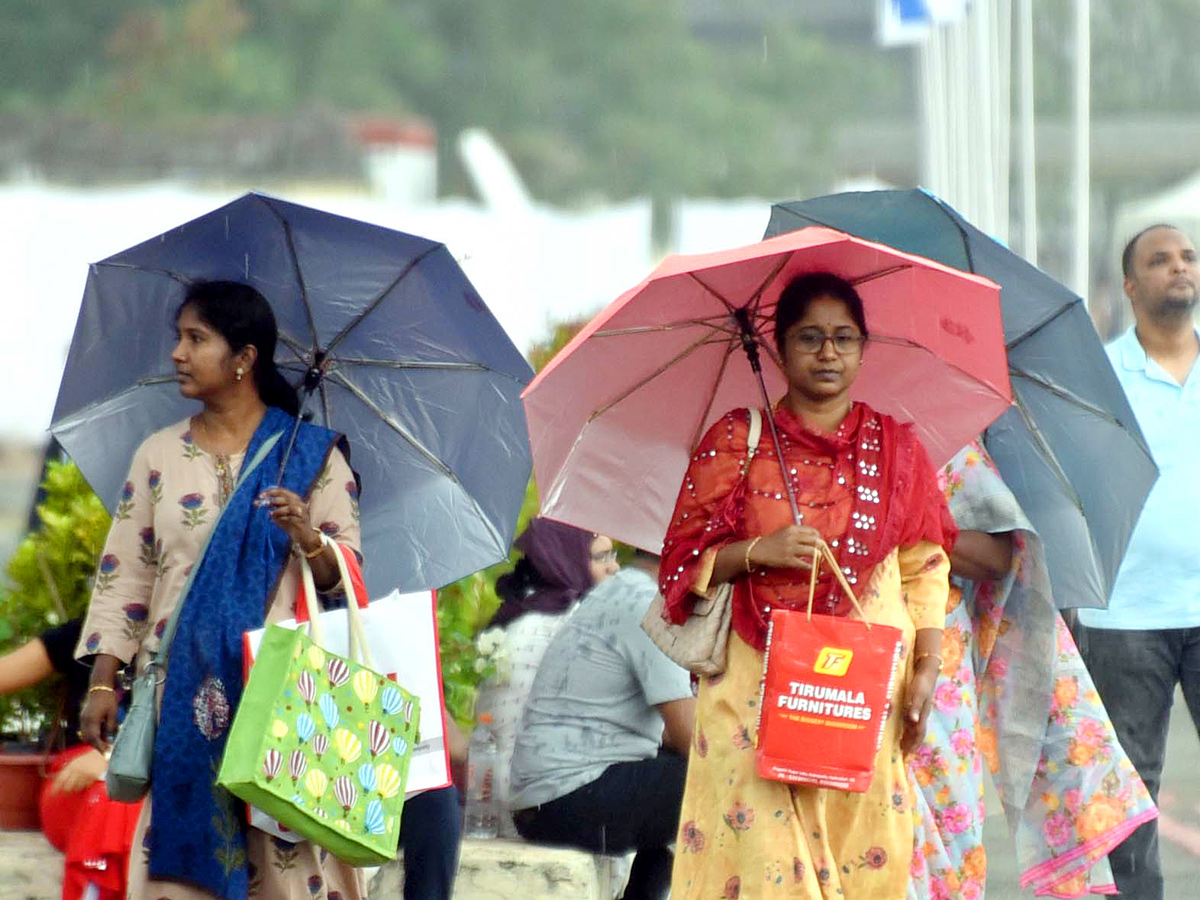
[{"left": 766, "top": 189, "right": 1156, "bottom": 609}]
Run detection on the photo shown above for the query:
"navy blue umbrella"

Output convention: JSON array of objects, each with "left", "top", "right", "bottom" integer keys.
[
  {"left": 766, "top": 189, "right": 1156, "bottom": 609},
  {"left": 52, "top": 192, "right": 534, "bottom": 595}
]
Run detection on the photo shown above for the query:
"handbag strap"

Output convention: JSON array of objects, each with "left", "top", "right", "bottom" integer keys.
[
  {"left": 742, "top": 407, "right": 763, "bottom": 476},
  {"left": 298, "top": 533, "right": 375, "bottom": 670},
  {"left": 804, "top": 539, "right": 870, "bottom": 626},
  {"left": 148, "top": 430, "right": 284, "bottom": 678}
]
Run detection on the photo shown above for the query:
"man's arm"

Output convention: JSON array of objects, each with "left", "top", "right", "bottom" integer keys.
[{"left": 657, "top": 697, "right": 696, "bottom": 756}]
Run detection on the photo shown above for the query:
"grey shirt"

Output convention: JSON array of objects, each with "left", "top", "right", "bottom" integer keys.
[{"left": 508, "top": 567, "right": 693, "bottom": 809}]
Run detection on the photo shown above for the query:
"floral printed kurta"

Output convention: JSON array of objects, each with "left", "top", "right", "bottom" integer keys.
[
  {"left": 908, "top": 443, "right": 1156, "bottom": 899},
  {"left": 675, "top": 545, "right": 949, "bottom": 900},
  {"left": 76, "top": 419, "right": 365, "bottom": 900}
]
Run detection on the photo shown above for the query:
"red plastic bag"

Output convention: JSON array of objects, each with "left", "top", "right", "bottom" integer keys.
[{"left": 754, "top": 543, "right": 904, "bottom": 793}]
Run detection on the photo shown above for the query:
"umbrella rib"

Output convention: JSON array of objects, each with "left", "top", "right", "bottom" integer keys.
[
  {"left": 1004, "top": 301, "right": 1079, "bottom": 352},
  {"left": 849, "top": 264, "right": 913, "bottom": 286},
  {"left": 986, "top": 393, "right": 1084, "bottom": 514},
  {"left": 919, "top": 192, "right": 976, "bottom": 272},
  {"left": 322, "top": 371, "right": 455, "bottom": 479},
  {"left": 277, "top": 331, "right": 311, "bottom": 363},
  {"left": 685, "top": 253, "right": 791, "bottom": 316},
  {"left": 592, "top": 314, "right": 739, "bottom": 338},
  {"left": 323, "top": 245, "right": 443, "bottom": 355},
  {"left": 51, "top": 374, "right": 180, "bottom": 431},
  {"left": 688, "top": 340, "right": 738, "bottom": 453},
  {"left": 324, "top": 370, "right": 506, "bottom": 554},
  {"left": 587, "top": 330, "right": 731, "bottom": 423},
  {"left": 91, "top": 261, "right": 192, "bottom": 285},
  {"left": 1008, "top": 367, "right": 1133, "bottom": 430},
  {"left": 255, "top": 195, "right": 320, "bottom": 348}
]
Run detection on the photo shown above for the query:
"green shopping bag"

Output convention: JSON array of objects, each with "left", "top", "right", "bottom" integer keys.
[{"left": 218, "top": 535, "right": 420, "bottom": 865}]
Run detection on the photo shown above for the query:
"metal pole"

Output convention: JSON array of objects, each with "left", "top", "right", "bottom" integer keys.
[
  {"left": 1071, "top": 0, "right": 1091, "bottom": 297},
  {"left": 1017, "top": 0, "right": 1038, "bottom": 264}
]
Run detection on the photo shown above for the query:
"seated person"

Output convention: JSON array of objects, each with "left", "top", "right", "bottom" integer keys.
[
  {"left": 475, "top": 517, "right": 618, "bottom": 835},
  {"left": 508, "top": 550, "right": 694, "bottom": 900}
]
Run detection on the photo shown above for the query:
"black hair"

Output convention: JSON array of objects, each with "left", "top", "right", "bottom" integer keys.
[
  {"left": 494, "top": 556, "right": 543, "bottom": 602},
  {"left": 773, "top": 272, "right": 869, "bottom": 357},
  {"left": 175, "top": 280, "right": 300, "bottom": 416},
  {"left": 1122, "top": 223, "right": 1181, "bottom": 279}
]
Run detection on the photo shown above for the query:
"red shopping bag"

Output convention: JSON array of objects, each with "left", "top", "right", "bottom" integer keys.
[{"left": 755, "top": 543, "right": 904, "bottom": 793}]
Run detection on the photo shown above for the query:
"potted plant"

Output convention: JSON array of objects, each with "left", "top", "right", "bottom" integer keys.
[{"left": 0, "top": 460, "right": 110, "bottom": 828}]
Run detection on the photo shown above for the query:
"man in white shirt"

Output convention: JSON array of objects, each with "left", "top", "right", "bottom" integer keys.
[{"left": 1077, "top": 223, "right": 1200, "bottom": 900}]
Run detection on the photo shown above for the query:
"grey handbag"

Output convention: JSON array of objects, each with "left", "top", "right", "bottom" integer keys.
[
  {"left": 105, "top": 431, "right": 282, "bottom": 802},
  {"left": 641, "top": 408, "right": 762, "bottom": 676}
]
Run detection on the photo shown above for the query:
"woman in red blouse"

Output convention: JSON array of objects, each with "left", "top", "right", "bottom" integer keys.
[{"left": 659, "top": 272, "right": 955, "bottom": 899}]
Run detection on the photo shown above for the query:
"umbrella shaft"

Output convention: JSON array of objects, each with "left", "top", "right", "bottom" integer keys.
[{"left": 747, "top": 353, "right": 803, "bottom": 526}]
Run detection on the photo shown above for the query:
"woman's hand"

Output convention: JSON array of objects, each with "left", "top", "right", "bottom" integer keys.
[
  {"left": 259, "top": 487, "right": 320, "bottom": 552},
  {"left": 79, "top": 689, "right": 119, "bottom": 751},
  {"left": 900, "top": 657, "right": 940, "bottom": 754},
  {"left": 51, "top": 748, "right": 106, "bottom": 794},
  {"left": 748, "top": 524, "right": 825, "bottom": 570}
]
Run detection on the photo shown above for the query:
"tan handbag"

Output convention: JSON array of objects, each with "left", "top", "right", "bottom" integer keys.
[{"left": 641, "top": 408, "right": 762, "bottom": 676}]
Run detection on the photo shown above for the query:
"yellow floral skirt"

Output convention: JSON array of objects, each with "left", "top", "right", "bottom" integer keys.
[{"left": 672, "top": 579, "right": 919, "bottom": 899}]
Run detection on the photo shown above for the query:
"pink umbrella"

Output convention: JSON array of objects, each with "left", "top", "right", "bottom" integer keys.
[{"left": 522, "top": 226, "right": 1009, "bottom": 553}]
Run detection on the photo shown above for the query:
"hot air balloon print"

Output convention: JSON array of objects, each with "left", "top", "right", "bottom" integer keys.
[
  {"left": 312, "top": 733, "right": 329, "bottom": 760},
  {"left": 379, "top": 686, "right": 402, "bottom": 716},
  {"left": 271, "top": 718, "right": 289, "bottom": 739},
  {"left": 352, "top": 670, "right": 379, "bottom": 705},
  {"left": 401, "top": 699, "right": 415, "bottom": 726},
  {"left": 288, "top": 749, "right": 308, "bottom": 783},
  {"left": 358, "top": 762, "right": 377, "bottom": 792},
  {"left": 326, "top": 657, "right": 349, "bottom": 688},
  {"left": 364, "top": 799, "right": 385, "bottom": 835},
  {"left": 307, "top": 645, "right": 325, "bottom": 670},
  {"left": 334, "top": 775, "right": 358, "bottom": 814},
  {"left": 296, "top": 713, "right": 315, "bottom": 743},
  {"left": 392, "top": 735, "right": 409, "bottom": 757},
  {"left": 318, "top": 694, "right": 339, "bottom": 729},
  {"left": 368, "top": 721, "right": 389, "bottom": 757},
  {"left": 304, "top": 768, "right": 328, "bottom": 799},
  {"left": 297, "top": 670, "right": 316, "bottom": 706},
  {"left": 262, "top": 748, "right": 282, "bottom": 781},
  {"left": 333, "top": 728, "right": 363, "bottom": 764},
  {"left": 375, "top": 763, "right": 402, "bottom": 799}
]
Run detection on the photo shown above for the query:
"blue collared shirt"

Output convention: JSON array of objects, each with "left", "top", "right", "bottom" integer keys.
[{"left": 1079, "top": 326, "right": 1200, "bottom": 630}]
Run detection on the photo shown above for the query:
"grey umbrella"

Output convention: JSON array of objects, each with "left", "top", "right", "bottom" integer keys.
[
  {"left": 51, "top": 192, "right": 534, "bottom": 596},
  {"left": 766, "top": 189, "right": 1156, "bottom": 609}
]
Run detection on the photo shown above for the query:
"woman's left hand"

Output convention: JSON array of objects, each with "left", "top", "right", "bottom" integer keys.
[
  {"left": 900, "top": 659, "right": 940, "bottom": 754},
  {"left": 259, "top": 487, "right": 320, "bottom": 553}
]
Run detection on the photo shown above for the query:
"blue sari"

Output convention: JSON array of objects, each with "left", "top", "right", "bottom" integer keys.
[{"left": 146, "top": 406, "right": 346, "bottom": 899}]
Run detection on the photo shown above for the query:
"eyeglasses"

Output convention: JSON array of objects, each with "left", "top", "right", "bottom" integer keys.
[
  {"left": 590, "top": 549, "right": 618, "bottom": 563},
  {"left": 790, "top": 329, "right": 866, "bottom": 355}
]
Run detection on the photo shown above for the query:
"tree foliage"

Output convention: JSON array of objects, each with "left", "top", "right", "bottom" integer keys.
[
  {"left": 2, "top": 0, "right": 907, "bottom": 202},
  {"left": 0, "top": 461, "right": 111, "bottom": 742}
]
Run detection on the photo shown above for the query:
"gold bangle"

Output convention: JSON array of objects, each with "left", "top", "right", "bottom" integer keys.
[
  {"left": 301, "top": 527, "right": 326, "bottom": 559},
  {"left": 915, "top": 652, "right": 943, "bottom": 668},
  {"left": 87, "top": 684, "right": 115, "bottom": 695},
  {"left": 744, "top": 536, "right": 763, "bottom": 573}
]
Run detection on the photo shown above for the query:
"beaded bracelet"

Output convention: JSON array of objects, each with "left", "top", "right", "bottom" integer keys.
[{"left": 744, "top": 536, "right": 763, "bottom": 573}]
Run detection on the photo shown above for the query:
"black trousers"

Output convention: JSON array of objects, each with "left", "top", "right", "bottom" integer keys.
[
  {"left": 512, "top": 751, "right": 688, "bottom": 900},
  {"left": 1078, "top": 625, "right": 1200, "bottom": 900}
]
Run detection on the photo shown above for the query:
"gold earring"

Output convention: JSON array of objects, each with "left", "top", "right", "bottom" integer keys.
[{"left": 235, "top": 367, "right": 244, "bottom": 382}]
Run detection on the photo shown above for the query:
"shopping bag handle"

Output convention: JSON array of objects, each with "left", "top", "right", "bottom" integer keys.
[
  {"left": 295, "top": 543, "right": 368, "bottom": 623},
  {"left": 805, "top": 539, "right": 870, "bottom": 626},
  {"left": 297, "top": 535, "right": 375, "bottom": 670}
]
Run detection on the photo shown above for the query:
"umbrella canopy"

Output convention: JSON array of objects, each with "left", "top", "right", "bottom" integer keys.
[
  {"left": 52, "top": 192, "right": 534, "bottom": 596},
  {"left": 523, "top": 225, "right": 1009, "bottom": 553},
  {"left": 766, "top": 189, "right": 1157, "bottom": 609}
]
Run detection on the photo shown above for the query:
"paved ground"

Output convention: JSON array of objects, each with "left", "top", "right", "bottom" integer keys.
[{"left": 1, "top": 692, "right": 1195, "bottom": 898}]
